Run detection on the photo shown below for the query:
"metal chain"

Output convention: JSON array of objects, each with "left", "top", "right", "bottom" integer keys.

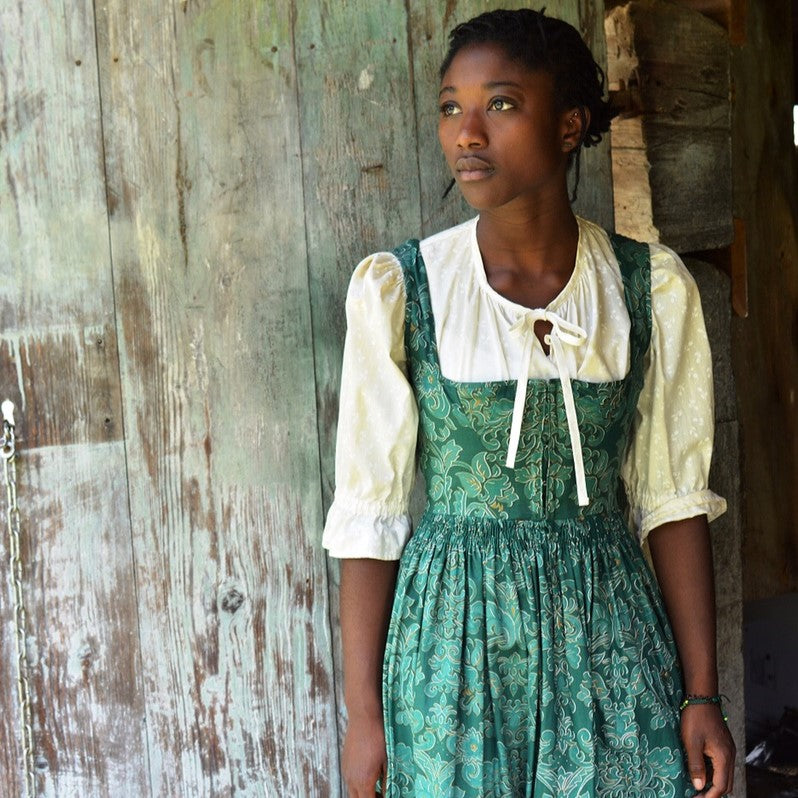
[{"left": 2, "top": 400, "right": 36, "bottom": 798}]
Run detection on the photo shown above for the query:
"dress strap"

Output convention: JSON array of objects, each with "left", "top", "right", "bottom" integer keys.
[
  {"left": 391, "top": 239, "right": 438, "bottom": 372},
  {"left": 607, "top": 232, "right": 653, "bottom": 381}
]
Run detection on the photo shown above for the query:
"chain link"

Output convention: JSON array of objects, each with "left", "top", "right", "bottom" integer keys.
[{"left": 2, "top": 401, "right": 36, "bottom": 798}]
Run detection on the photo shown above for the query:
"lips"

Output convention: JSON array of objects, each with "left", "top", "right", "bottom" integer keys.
[{"left": 455, "top": 155, "right": 494, "bottom": 181}]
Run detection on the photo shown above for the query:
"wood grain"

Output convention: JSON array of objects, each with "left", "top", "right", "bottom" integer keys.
[
  {"left": 21, "top": 442, "right": 149, "bottom": 798},
  {"left": 0, "top": 326, "right": 123, "bottom": 449},
  {"left": 673, "top": 0, "right": 747, "bottom": 45},
  {"left": 95, "top": 1, "right": 337, "bottom": 793},
  {"left": 293, "top": 3, "right": 423, "bottom": 785},
  {"left": 0, "top": 1, "right": 147, "bottom": 795},
  {"left": 295, "top": 0, "right": 423, "bottom": 512}
]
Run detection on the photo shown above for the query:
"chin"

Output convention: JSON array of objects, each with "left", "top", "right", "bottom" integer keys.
[
  {"left": 459, "top": 193, "right": 513, "bottom": 213},
  {"left": 455, "top": 184, "right": 503, "bottom": 211}
]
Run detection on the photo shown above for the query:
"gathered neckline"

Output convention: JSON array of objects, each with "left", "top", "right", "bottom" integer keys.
[{"left": 468, "top": 215, "right": 585, "bottom": 315}]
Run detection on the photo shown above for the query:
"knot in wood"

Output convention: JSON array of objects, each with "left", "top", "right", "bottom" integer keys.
[{"left": 220, "top": 587, "right": 245, "bottom": 614}]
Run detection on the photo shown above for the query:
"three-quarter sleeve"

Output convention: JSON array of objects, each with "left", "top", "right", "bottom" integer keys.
[
  {"left": 621, "top": 243, "right": 727, "bottom": 542},
  {"left": 321, "top": 252, "right": 419, "bottom": 559}
]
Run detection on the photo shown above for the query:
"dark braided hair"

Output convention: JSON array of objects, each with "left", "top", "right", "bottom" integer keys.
[{"left": 439, "top": 7, "right": 615, "bottom": 201}]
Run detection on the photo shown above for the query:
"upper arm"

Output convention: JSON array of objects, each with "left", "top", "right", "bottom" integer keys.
[
  {"left": 621, "top": 244, "right": 726, "bottom": 542},
  {"left": 322, "top": 252, "right": 419, "bottom": 559}
]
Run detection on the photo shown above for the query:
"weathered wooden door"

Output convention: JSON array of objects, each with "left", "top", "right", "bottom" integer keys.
[{"left": 0, "top": 2, "right": 610, "bottom": 795}]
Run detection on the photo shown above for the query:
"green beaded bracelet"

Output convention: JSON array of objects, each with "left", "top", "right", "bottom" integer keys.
[{"left": 679, "top": 694, "right": 729, "bottom": 723}]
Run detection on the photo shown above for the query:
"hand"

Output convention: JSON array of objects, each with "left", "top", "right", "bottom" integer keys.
[
  {"left": 681, "top": 703, "right": 736, "bottom": 796},
  {"left": 342, "top": 710, "right": 388, "bottom": 798}
]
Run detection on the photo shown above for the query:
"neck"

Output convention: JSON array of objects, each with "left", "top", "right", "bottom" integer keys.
[{"left": 476, "top": 197, "right": 579, "bottom": 277}]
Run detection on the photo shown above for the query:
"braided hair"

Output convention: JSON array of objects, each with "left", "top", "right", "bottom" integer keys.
[{"left": 439, "top": 8, "right": 614, "bottom": 201}]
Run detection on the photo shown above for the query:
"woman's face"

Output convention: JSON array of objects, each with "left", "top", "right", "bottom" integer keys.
[{"left": 438, "top": 42, "right": 576, "bottom": 213}]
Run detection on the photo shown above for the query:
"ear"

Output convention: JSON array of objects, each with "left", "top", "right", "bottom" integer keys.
[{"left": 561, "top": 106, "right": 590, "bottom": 153}]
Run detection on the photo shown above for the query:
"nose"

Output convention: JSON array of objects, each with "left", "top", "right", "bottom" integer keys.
[{"left": 455, "top": 109, "right": 487, "bottom": 150}]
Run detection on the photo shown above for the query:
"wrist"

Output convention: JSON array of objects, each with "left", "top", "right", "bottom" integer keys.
[
  {"left": 679, "top": 693, "right": 729, "bottom": 723},
  {"left": 344, "top": 691, "right": 383, "bottom": 720},
  {"left": 682, "top": 665, "right": 718, "bottom": 696},
  {"left": 682, "top": 678, "right": 719, "bottom": 696}
]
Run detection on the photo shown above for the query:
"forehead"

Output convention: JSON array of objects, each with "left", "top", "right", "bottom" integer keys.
[{"left": 439, "top": 41, "right": 554, "bottom": 95}]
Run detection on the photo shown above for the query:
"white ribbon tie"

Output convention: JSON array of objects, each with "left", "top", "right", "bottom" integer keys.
[{"left": 505, "top": 311, "right": 590, "bottom": 507}]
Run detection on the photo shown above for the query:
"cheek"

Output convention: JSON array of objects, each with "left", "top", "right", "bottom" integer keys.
[
  {"left": 437, "top": 120, "right": 450, "bottom": 151},
  {"left": 437, "top": 126, "right": 456, "bottom": 165}
]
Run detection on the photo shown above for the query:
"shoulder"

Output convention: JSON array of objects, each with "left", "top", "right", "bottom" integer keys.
[
  {"left": 352, "top": 249, "right": 402, "bottom": 279},
  {"left": 575, "top": 216, "right": 650, "bottom": 267},
  {"left": 579, "top": 218, "right": 652, "bottom": 276},
  {"left": 577, "top": 215, "right": 612, "bottom": 244},
  {"left": 584, "top": 220, "right": 699, "bottom": 298},
  {"left": 346, "top": 217, "right": 478, "bottom": 308},
  {"left": 647, "top": 242, "right": 701, "bottom": 306},
  {"left": 574, "top": 216, "right": 644, "bottom": 291},
  {"left": 346, "top": 250, "right": 405, "bottom": 308}
]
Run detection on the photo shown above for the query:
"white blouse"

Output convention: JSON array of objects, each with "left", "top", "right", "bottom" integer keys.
[{"left": 322, "top": 216, "right": 726, "bottom": 559}]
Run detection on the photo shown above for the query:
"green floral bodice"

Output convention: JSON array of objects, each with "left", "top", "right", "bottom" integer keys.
[{"left": 393, "top": 234, "right": 651, "bottom": 522}]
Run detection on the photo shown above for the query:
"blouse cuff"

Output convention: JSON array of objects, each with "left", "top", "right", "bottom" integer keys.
[
  {"left": 322, "top": 498, "right": 412, "bottom": 560},
  {"left": 635, "top": 489, "right": 727, "bottom": 542}
]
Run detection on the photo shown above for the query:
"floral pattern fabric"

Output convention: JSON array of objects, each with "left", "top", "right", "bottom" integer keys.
[{"left": 381, "top": 236, "right": 692, "bottom": 797}]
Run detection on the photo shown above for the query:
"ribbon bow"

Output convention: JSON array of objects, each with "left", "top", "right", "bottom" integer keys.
[{"left": 506, "top": 310, "right": 589, "bottom": 507}]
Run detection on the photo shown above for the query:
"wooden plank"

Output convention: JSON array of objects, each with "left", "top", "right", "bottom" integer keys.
[
  {"left": 1, "top": 443, "right": 148, "bottom": 798},
  {"left": 605, "top": 1, "right": 733, "bottom": 251},
  {"left": 0, "top": 468, "right": 24, "bottom": 795},
  {"left": 608, "top": 0, "right": 747, "bottom": 44},
  {"left": 95, "top": 1, "right": 337, "bottom": 794},
  {"left": 408, "top": 0, "right": 614, "bottom": 239},
  {"left": 0, "top": 326, "right": 124, "bottom": 449},
  {"left": 0, "top": 1, "right": 148, "bottom": 794},
  {"left": 295, "top": 0, "right": 422, "bottom": 512},
  {"left": 17, "top": 442, "right": 150, "bottom": 798},
  {"left": 293, "top": 4, "right": 422, "bottom": 786},
  {"left": 730, "top": 0, "right": 798, "bottom": 599}
]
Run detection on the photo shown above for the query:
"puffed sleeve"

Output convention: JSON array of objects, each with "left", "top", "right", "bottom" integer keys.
[
  {"left": 621, "top": 243, "right": 727, "bottom": 543},
  {"left": 321, "top": 251, "right": 418, "bottom": 559}
]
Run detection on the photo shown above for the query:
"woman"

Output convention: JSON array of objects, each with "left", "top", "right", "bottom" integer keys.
[{"left": 323, "top": 8, "right": 736, "bottom": 797}]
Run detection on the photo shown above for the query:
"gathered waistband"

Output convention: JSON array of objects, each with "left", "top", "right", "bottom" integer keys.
[{"left": 411, "top": 509, "right": 634, "bottom": 550}]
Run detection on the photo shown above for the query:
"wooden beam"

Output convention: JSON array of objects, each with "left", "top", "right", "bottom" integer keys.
[
  {"left": 687, "top": 217, "right": 749, "bottom": 317},
  {"left": 606, "top": 1, "right": 734, "bottom": 252},
  {"left": 673, "top": 0, "right": 747, "bottom": 45}
]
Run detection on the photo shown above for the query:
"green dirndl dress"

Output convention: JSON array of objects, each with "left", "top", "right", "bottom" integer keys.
[{"left": 381, "top": 234, "right": 693, "bottom": 798}]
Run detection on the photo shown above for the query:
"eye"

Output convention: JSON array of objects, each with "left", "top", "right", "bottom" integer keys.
[
  {"left": 488, "top": 97, "right": 515, "bottom": 112},
  {"left": 439, "top": 101, "right": 461, "bottom": 117}
]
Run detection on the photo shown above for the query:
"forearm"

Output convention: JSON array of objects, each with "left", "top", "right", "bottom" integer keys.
[
  {"left": 340, "top": 558, "right": 399, "bottom": 717},
  {"left": 647, "top": 514, "right": 718, "bottom": 695}
]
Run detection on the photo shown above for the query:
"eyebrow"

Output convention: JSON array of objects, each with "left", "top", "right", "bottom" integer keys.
[
  {"left": 438, "top": 80, "right": 524, "bottom": 97},
  {"left": 485, "top": 81, "right": 524, "bottom": 90}
]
